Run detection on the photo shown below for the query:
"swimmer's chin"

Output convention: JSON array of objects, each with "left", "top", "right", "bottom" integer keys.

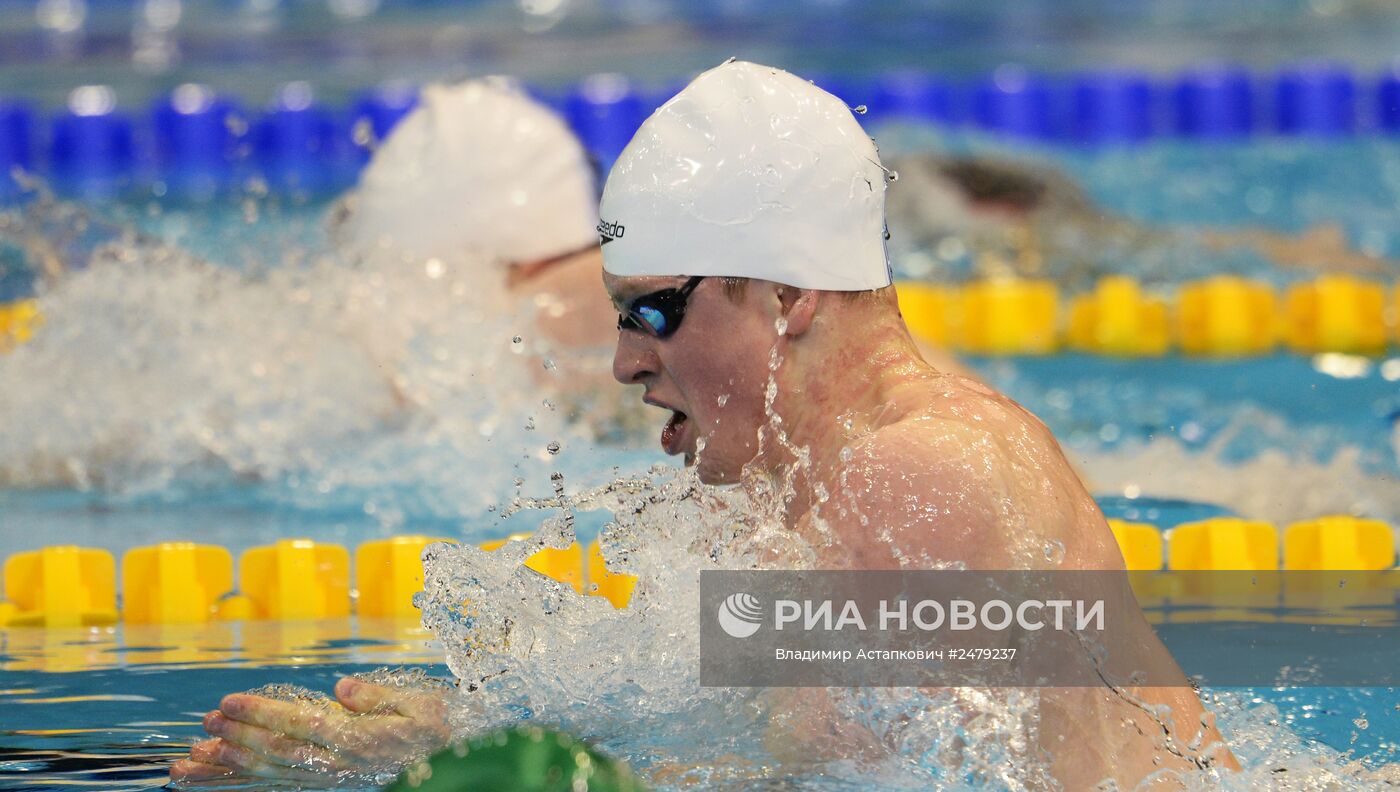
[
  {"left": 691, "top": 458, "right": 743, "bottom": 486},
  {"left": 683, "top": 451, "right": 714, "bottom": 483}
]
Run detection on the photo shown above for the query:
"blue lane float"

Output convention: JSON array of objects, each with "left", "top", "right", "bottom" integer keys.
[
  {"left": 349, "top": 82, "right": 419, "bottom": 162},
  {"left": 151, "top": 84, "right": 245, "bottom": 197},
  {"left": 1380, "top": 66, "right": 1400, "bottom": 133},
  {"left": 972, "top": 65, "right": 1057, "bottom": 141},
  {"left": 1173, "top": 64, "right": 1255, "bottom": 139},
  {"left": 50, "top": 86, "right": 135, "bottom": 199},
  {"left": 253, "top": 82, "right": 349, "bottom": 194},
  {"left": 0, "top": 100, "right": 32, "bottom": 199},
  {"left": 1275, "top": 62, "right": 1356, "bottom": 137},
  {"left": 565, "top": 73, "right": 648, "bottom": 173},
  {"left": 869, "top": 70, "right": 958, "bottom": 126},
  {"left": 4, "top": 62, "right": 1400, "bottom": 200},
  {"left": 1070, "top": 70, "right": 1154, "bottom": 144}
]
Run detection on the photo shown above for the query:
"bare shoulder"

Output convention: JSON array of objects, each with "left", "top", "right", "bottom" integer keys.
[
  {"left": 825, "top": 374, "right": 1106, "bottom": 569},
  {"left": 857, "top": 373, "right": 1067, "bottom": 480}
]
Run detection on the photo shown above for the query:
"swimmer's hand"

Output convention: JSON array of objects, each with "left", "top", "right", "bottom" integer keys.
[{"left": 168, "top": 677, "right": 451, "bottom": 788}]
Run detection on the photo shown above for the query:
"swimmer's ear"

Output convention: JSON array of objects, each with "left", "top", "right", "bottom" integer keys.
[{"left": 774, "top": 286, "right": 817, "bottom": 337}]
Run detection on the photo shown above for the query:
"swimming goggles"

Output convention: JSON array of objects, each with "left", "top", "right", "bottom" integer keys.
[{"left": 617, "top": 276, "right": 706, "bottom": 339}]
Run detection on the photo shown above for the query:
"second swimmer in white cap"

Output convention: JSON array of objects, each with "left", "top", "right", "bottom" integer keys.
[
  {"left": 602, "top": 60, "right": 1237, "bottom": 786},
  {"left": 332, "top": 78, "right": 621, "bottom": 353}
]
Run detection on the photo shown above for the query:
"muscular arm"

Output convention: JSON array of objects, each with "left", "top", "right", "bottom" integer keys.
[
  {"left": 760, "top": 402, "right": 1058, "bottom": 772},
  {"left": 769, "top": 389, "right": 1234, "bottom": 786}
]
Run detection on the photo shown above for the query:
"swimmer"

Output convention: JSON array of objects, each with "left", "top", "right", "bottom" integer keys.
[
  {"left": 886, "top": 147, "right": 1399, "bottom": 283},
  {"left": 173, "top": 62, "right": 1235, "bottom": 790},
  {"left": 0, "top": 81, "right": 635, "bottom": 489},
  {"left": 328, "top": 78, "right": 635, "bottom": 425},
  {"left": 330, "top": 78, "right": 617, "bottom": 356},
  {"left": 10, "top": 78, "right": 615, "bottom": 354},
  {"left": 342, "top": 79, "right": 968, "bottom": 412},
  {"left": 598, "top": 62, "right": 1235, "bottom": 788}
]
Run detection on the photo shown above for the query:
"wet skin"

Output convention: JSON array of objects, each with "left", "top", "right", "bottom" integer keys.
[
  {"left": 172, "top": 273, "right": 1235, "bottom": 788},
  {"left": 888, "top": 152, "right": 1398, "bottom": 281},
  {"left": 511, "top": 245, "right": 620, "bottom": 352},
  {"left": 165, "top": 253, "right": 620, "bottom": 789},
  {"left": 606, "top": 272, "right": 1239, "bottom": 788},
  {"left": 168, "top": 677, "right": 450, "bottom": 787}
]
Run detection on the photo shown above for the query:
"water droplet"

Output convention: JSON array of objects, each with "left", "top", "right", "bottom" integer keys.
[
  {"left": 546, "top": 441, "right": 561, "bottom": 455},
  {"left": 887, "top": 169, "right": 899, "bottom": 182},
  {"left": 351, "top": 117, "right": 376, "bottom": 148},
  {"left": 1043, "top": 539, "right": 1066, "bottom": 564},
  {"left": 511, "top": 335, "right": 522, "bottom": 345},
  {"left": 774, "top": 316, "right": 788, "bottom": 335},
  {"left": 717, "top": 394, "right": 729, "bottom": 407},
  {"left": 524, "top": 417, "right": 536, "bottom": 431},
  {"left": 542, "top": 358, "right": 556, "bottom": 371},
  {"left": 839, "top": 446, "right": 853, "bottom": 463},
  {"left": 1354, "top": 717, "right": 1369, "bottom": 730},
  {"left": 853, "top": 104, "right": 868, "bottom": 115},
  {"left": 225, "top": 114, "right": 249, "bottom": 136}
]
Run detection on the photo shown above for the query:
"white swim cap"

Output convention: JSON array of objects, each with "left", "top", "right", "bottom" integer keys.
[
  {"left": 599, "top": 60, "right": 892, "bottom": 291},
  {"left": 336, "top": 79, "right": 599, "bottom": 266}
]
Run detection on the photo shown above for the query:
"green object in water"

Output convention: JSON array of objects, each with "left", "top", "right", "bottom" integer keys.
[{"left": 382, "top": 725, "right": 650, "bottom": 791}]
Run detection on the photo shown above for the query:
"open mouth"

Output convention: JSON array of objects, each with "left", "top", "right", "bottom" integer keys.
[{"left": 660, "top": 409, "right": 688, "bottom": 455}]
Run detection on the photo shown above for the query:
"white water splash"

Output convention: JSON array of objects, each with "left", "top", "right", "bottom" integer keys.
[
  {"left": 1079, "top": 437, "right": 1400, "bottom": 527},
  {"left": 0, "top": 219, "right": 649, "bottom": 518},
  {"left": 418, "top": 462, "right": 1400, "bottom": 789}
]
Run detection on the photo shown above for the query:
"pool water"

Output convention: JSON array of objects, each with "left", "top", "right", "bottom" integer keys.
[
  {"left": 2, "top": 105, "right": 1400, "bottom": 787},
  {"left": 0, "top": 659, "right": 446, "bottom": 791},
  {"left": 0, "top": 622, "right": 1395, "bottom": 791}
]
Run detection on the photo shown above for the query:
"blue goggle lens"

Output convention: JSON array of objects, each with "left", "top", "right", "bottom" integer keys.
[
  {"left": 616, "top": 277, "right": 706, "bottom": 339},
  {"left": 635, "top": 305, "right": 668, "bottom": 336}
]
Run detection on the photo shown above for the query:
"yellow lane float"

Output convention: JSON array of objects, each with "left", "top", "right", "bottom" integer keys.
[
  {"left": 1067, "top": 276, "right": 1171, "bottom": 356},
  {"left": 958, "top": 278, "right": 1059, "bottom": 355},
  {"left": 1284, "top": 275, "right": 1388, "bottom": 355},
  {"left": 1176, "top": 276, "right": 1278, "bottom": 356},
  {"left": 1, "top": 546, "right": 118, "bottom": 627},
  {"left": 122, "top": 543, "right": 233, "bottom": 624}
]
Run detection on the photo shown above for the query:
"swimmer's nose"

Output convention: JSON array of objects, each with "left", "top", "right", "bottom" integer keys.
[{"left": 612, "top": 328, "right": 657, "bottom": 385}]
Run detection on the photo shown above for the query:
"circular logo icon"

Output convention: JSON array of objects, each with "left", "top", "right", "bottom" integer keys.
[{"left": 717, "top": 592, "right": 763, "bottom": 639}]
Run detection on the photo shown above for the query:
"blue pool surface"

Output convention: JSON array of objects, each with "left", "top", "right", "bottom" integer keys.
[
  {"left": 2, "top": 121, "right": 1399, "bottom": 791},
  {"left": 0, "top": 624, "right": 1395, "bottom": 791},
  {"left": 3, "top": 3, "right": 1400, "bottom": 784}
]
